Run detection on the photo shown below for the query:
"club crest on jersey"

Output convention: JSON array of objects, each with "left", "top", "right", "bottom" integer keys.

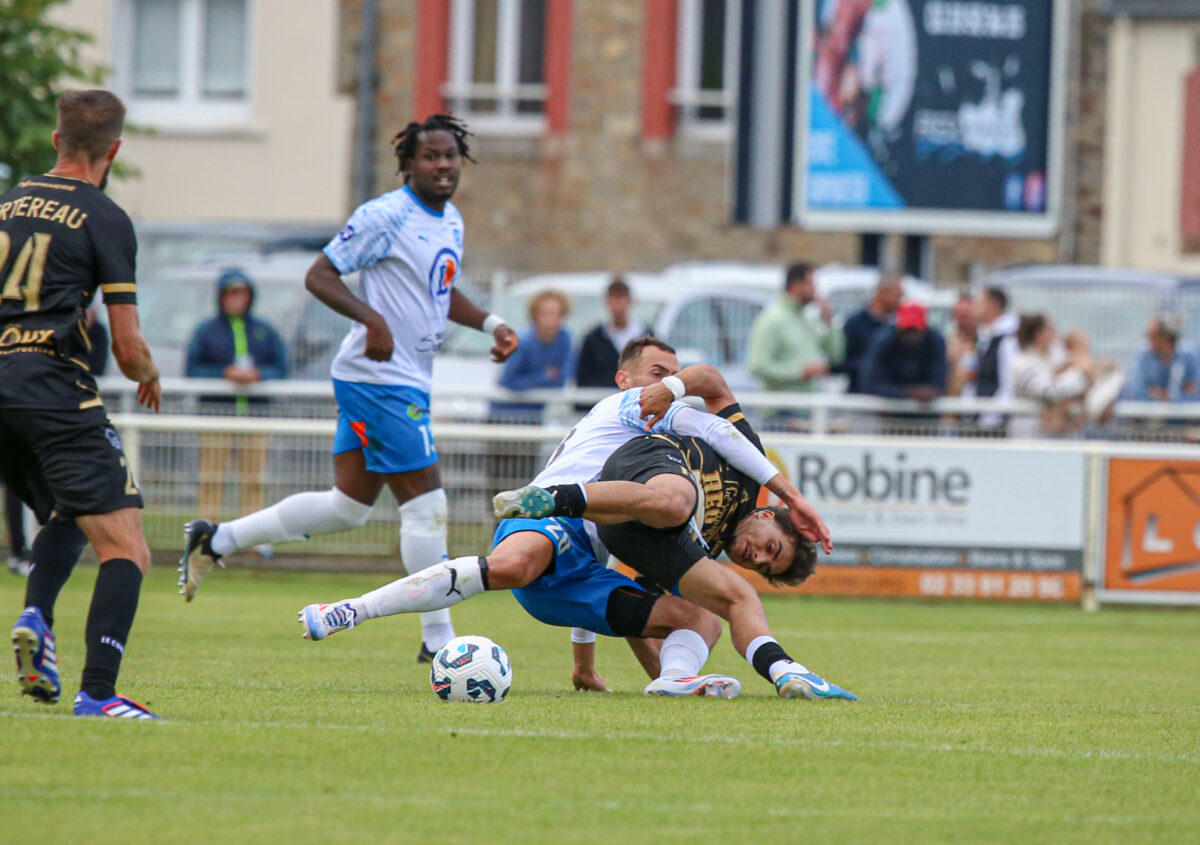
[
  {"left": 338, "top": 225, "right": 355, "bottom": 241},
  {"left": 428, "top": 247, "right": 459, "bottom": 299},
  {"left": 104, "top": 428, "right": 123, "bottom": 451}
]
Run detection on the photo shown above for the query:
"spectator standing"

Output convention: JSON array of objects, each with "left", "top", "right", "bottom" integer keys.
[
  {"left": 747, "top": 262, "right": 845, "bottom": 393},
  {"left": 974, "top": 286, "right": 1019, "bottom": 400},
  {"left": 839, "top": 273, "right": 901, "bottom": 392},
  {"left": 1124, "top": 316, "right": 1199, "bottom": 402},
  {"left": 489, "top": 289, "right": 572, "bottom": 489},
  {"left": 574, "top": 276, "right": 649, "bottom": 390},
  {"left": 859, "top": 301, "right": 947, "bottom": 402},
  {"left": 1010, "top": 314, "right": 1092, "bottom": 438},
  {"left": 491, "top": 289, "right": 573, "bottom": 424},
  {"left": 185, "top": 269, "right": 288, "bottom": 527},
  {"left": 945, "top": 293, "right": 978, "bottom": 397}
]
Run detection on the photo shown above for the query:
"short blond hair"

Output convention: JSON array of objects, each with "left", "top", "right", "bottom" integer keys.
[{"left": 528, "top": 289, "right": 570, "bottom": 321}]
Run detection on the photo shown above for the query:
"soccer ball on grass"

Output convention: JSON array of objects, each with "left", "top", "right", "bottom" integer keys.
[{"left": 430, "top": 635, "right": 512, "bottom": 703}]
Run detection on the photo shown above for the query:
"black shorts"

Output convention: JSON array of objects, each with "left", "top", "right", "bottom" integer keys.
[
  {"left": 599, "top": 436, "right": 708, "bottom": 590},
  {"left": 0, "top": 406, "right": 143, "bottom": 521},
  {"left": 600, "top": 435, "right": 692, "bottom": 486}
]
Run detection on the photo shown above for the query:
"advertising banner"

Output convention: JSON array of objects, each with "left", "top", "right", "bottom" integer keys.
[
  {"left": 1101, "top": 457, "right": 1200, "bottom": 605},
  {"left": 754, "top": 441, "right": 1086, "bottom": 601},
  {"left": 797, "top": 0, "right": 1064, "bottom": 236}
]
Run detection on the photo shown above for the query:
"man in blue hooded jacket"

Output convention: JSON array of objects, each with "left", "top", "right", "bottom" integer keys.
[{"left": 185, "top": 269, "right": 288, "bottom": 527}]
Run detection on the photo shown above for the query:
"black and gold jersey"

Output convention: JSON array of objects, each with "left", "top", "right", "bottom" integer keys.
[
  {"left": 0, "top": 174, "right": 137, "bottom": 409},
  {"left": 649, "top": 404, "right": 765, "bottom": 558}
]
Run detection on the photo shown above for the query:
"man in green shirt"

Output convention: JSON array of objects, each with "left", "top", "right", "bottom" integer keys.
[{"left": 747, "top": 263, "right": 845, "bottom": 392}]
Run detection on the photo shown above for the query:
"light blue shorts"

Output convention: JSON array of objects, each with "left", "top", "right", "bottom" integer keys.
[{"left": 331, "top": 379, "right": 438, "bottom": 474}]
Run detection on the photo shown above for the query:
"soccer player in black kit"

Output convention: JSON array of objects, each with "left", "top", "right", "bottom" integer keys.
[
  {"left": 1, "top": 90, "right": 163, "bottom": 719},
  {"left": 499, "top": 393, "right": 857, "bottom": 700}
]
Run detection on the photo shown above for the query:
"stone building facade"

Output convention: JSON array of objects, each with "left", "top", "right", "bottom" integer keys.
[{"left": 346, "top": 0, "right": 1110, "bottom": 284}]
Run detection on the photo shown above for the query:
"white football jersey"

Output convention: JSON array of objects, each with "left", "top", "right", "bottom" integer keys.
[
  {"left": 533, "top": 389, "right": 673, "bottom": 486},
  {"left": 533, "top": 387, "right": 780, "bottom": 489},
  {"left": 323, "top": 185, "right": 464, "bottom": 393}
]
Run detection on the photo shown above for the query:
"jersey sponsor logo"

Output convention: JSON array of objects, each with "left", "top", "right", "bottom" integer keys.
[
  {"left": 414, "top": 331, "right": 444, "bottom": 354},
  {"left": 338, "top": 224, "right": 355, "bottom": 241},
  {"left": 428, "top": 247, "right": 459, "bottom": 299},
  {"left": 0, "top": 326, "right": 54, "bottom": 347}
]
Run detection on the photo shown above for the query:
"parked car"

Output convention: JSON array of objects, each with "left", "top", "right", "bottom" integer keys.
[
  {"left": 437, "top": 268, "right": 774, "bottom": 392},
  {"left": 134, "top": 222, "right": 339, "bottom": 271},
  {"left": 438, "top": 262, "right": 955, "bottom": 396},
  {"left": 118, "top": 250, "right": 352, "bottom": 379}
]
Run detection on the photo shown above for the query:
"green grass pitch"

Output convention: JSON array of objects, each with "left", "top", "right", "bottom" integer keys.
[{"left": 3, "top": 565, "right": 1198, "bottom": 843}]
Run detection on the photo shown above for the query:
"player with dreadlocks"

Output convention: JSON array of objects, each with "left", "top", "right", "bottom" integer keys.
[{"left": 180, "top": 114, "right": 519, "bottom": 663}]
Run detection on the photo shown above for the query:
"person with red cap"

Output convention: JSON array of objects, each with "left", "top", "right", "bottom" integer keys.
[{"left": 858, "top": 300, "right": 947, "bottom": 402}]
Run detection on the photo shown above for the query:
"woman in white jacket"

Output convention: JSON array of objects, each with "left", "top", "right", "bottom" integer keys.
[{"left": 1009, "top": 314, "right": 1093, "bottom": 438}]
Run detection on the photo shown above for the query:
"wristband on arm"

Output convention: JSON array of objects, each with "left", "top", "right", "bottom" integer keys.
[
  {"left": 661, "top": 375, "right": 686, "bottom": 400},
  {"left": 482, "top": 314, "right": 508, "bottom": 334}
]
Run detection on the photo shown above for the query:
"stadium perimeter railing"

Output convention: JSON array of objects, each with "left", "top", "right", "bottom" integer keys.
[{"left": 71, "top": 377, "right": 1200, "bottom": 563}]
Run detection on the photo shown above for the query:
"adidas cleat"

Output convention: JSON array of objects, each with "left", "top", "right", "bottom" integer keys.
[
  {"left": 11, "top": 607, "right": 60, "bottom": 704},
  {"left": 644, "top": 674, "right": 743, "bottom": 699},
  {"left": 299, "top": 602, "right": 358, "bottom": 641},
  {"left": 73, "top": 691, "right": 160, "bottom": 720},
  {"left": 416, "top": 642, "right": 437, "bottom": 664},
  {"left": 492, "top": 485, "right": 556, "bottom": 519},
  {"left": 775, "top": 671, "right": 857, "bottom": 701},
  {"left": 179, "top": 519, "right": 224, "bottom": 602}
]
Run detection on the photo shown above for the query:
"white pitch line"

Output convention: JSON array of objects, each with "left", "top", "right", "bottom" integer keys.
[{"left": 3, "top": 710, "right": 1196, "bottom": 765}]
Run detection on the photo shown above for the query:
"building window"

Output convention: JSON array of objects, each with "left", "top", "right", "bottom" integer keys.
[
  {"left": 445, "top": 0, "right": 547, "bottom": 134},
  {"left": 672, "top": 0, "right": 739, "bottom": 140},
  {"left": 116, "top": 0, "right": 252, "bottom": 129}
]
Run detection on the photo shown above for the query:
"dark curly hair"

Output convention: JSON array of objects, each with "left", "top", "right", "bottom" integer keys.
[
  {"left": 759, "top": 506, "right": 818, "bottom": 587},
  {"left": 392, "top": 114, "right": 475, "bottom": 180}
]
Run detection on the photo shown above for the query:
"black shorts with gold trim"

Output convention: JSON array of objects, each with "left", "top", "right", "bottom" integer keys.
[{"left": 0, "top": 406, "right": 143, "bottom": 521}]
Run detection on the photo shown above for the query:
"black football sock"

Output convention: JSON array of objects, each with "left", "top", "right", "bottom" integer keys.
[
  {"left": 543, "top": 483, "right": 588, "bottom": 518},
  {"left": 749, "top": 639, "right": 792, "bottom": 683},
  {"left": 23, "top": 517, "right": 88, "bottom": 629},
  {"left": 80, "top": 558, "right": 143, "bottom": 701}
]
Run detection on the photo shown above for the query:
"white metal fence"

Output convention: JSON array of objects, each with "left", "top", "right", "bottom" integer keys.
[
  {"left": 98, "top": 376, "right": 1200, "bottom": 442},
  {"left": 83, "top": 375, "right": 1200, "bottom": 558}
]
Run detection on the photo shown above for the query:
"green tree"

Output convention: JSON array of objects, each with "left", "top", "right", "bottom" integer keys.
[{"left": 0, "top": 0, "right": 102, "bottom": 191}]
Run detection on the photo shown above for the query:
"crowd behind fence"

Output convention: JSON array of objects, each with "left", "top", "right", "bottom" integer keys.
[{"left": 60, "top": 377, "right": 1200, "bottom": 560}]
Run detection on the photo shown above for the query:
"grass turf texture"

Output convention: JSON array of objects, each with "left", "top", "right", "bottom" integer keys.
[{"left": 3, "top": 566, "right": 1198, "bottom": 844}]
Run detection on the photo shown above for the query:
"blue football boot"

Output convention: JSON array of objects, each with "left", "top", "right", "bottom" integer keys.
[
  {"left": 73, "top": 691, "right": 160, "bottom": 720},
  {"left": 11, "top": 607, "right": 60, "bottom": 704},
  {"left": 775, "top": 670, "right": 857, "bottom": 701}
]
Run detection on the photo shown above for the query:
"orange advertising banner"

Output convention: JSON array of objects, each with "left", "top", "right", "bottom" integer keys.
[
  {"left": 611, "top": 563, "right": 1082, "bottom": 602},
  {"left": 741, "top": 567, "right": 1081, "bottom": 601},
  {"left": 1105, "top": 458, "right": 1200, "bottom": 593}
]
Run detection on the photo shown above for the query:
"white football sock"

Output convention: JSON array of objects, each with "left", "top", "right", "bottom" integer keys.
[
  {"left": 359, "top": 557, "right": 487, "bottom": 618},
  {"left": 212, "top": 488, "right": 373, "bottom": 556},
  {"left": 744, "top": 635, "right": 809, "bottom": 680},
  {"left": 398, "top": 490, "right": 456, "bottom": 648},
  {"left": 657, "top": 629, "right": 709, "bottom": 678},
  {"left": 768, "top": 660, "right": 810, "bottom": 682}
]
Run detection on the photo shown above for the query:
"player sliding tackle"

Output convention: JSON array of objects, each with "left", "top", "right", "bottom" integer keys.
[
  {"left": 299, "top": 339, "right": 855, "bottom": 699},
  {"left": 494, "top": 370, "right": 856, "bottom": 701}
]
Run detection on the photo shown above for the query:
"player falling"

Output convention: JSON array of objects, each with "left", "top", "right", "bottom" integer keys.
[
  {"left": 298, "top": 339, "right": 855, "bottom": 699},
  {"left": 179, "top": 114, "right": 518, "bottom": 662}
]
